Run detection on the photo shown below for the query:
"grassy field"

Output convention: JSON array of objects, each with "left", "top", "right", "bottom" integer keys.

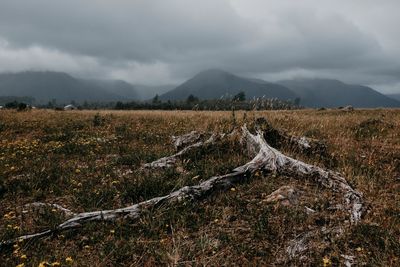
[{"left": 0, "top": 109, "right": 399, "bottom": 266}]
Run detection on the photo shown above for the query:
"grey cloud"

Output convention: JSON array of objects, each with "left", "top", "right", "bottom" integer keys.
[
  {"left": 0, "top": 0, "right": 252, "bottom": 61},
  {"left": 0, "top": 0, "right": 399, "bottom": 93}
]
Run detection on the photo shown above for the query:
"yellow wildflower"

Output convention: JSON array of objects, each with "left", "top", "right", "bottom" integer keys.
[
  {"left": 51, "top": 262, "right": 61, "bottom": 267},
  {"left": 230, "top": 187, "right": 236, "bottom": 192},
  {"left": 16, "top": 263, "right": 25, "bottom": 267},
  {"left": 38, "top": 261, "right": 49, "bottom": 267},
  {"left": 4, "top": 211, "right": 16, "bottom": 219},
  {"left": 65, "top": 257, "right": 73, "bottom": 264},
  {"left": 110, "top": 229, "right": 115, "bottom": 234},
  {"left": 322, "top": 256, "right": 332, "bottom": 267},
  {"left": 20, "top": 254, "right": 27, "bottom": 260}
]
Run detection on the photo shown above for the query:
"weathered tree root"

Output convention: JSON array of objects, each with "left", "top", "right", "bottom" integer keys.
[
  {"left": 254, "top": 117, "right": 329, "bottom": 158},
  {"left": 143, "top": 133, "right": 224, "bottom": 169},
  {"left": 244, "top": 125, "right": 362, "bottom": 222},
  {"left": 1, "top": 124, "right": 364, "bottom": 257},
  {"left": 21, "top": 202, "right": 76, "bottom": 216},
  {"left": 144, "top": 117, "right": 325, "bottom": 171},
  {"left": 171, "top": 131, "right": 204, "bottom": 150}
]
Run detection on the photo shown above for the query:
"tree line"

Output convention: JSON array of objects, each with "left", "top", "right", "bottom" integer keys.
[{"left": 1, "top": 92, "right": 302, "bottom": 111}]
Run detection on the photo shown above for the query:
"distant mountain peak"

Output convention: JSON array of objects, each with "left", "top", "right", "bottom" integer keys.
[
  {"left": 278, "top": 78, "right": 400, "bottom": 108},
  {"left": 195, "top": 68, "right": 231, "bottom": 75},
  {"left": 0, "top": 71, "right": 139, "bottom": 104},
  {"left": 160, "top": 69, "right": 297, "bottom": 101},
  {"left": 283, "top": 77, "right": 346, "bottom": 85},
  {"left": 190, "top": 69, "right": 236, "bottom": 80}
]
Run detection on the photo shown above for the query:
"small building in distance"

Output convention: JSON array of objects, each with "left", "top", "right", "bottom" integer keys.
[{"left": 64, "top": 104, "right": 77, "bottom": 110}]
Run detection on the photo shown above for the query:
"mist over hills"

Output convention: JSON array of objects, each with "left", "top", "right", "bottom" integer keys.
[
  {"left": 0, "top": 70, "right": 399, "bottom": 108},
  {"left": 278, "top": 78, "right": 400, "bottom": 108},
  {"left": 387, "top": 93, "right": 400, "bottom": 102},
  {"left": 134, "top": 84, "right": 176, "bottom": 100},
  {"left": 0, "top": 71, "right": 139, "bottom": 104},
  {"left": 160, "top": 69, "right": 297, "bottom": 101}
]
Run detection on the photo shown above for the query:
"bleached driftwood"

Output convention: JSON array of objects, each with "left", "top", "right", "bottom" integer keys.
[
  {"left": 143, "top": 133, "right": 223, "bottom": 169},
  {"left": 254, "top": 117, "right": 327, "bottom": 156},
  {"left": 144, "top": 118, "right": 324, "bottom": 171},
  {"left": 241, "top": 125, "right": 363, "bottom": 223},
  {"left": 172, "top": 131, "right": 203, "bottom": 150},
  {"left": 261, "top": 186, "right": 299, "bottom": 206},
  {"left": 21, "top": 202, "right": 76, "bottom": 216},
  {"left": 1, "top": 124, "right": 363, "bottom": 252}
]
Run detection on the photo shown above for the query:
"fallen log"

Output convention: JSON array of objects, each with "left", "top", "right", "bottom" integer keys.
[
  {"left": 241, "top": 125, "right": 363, "bottom": 223},
  {"left": 143, "top": 133, "right": 223, "bottom": 169},
  {"left": 1, "top": 124, "right": 363, "bottom": 255},
  {"left": 171, "top": 131, "right": 204, "bottom": 150},
  {"left": 144, "top": 118, "right": 326, "bottom": 171},
  {"left": 254, "top": 117, "right": 328, "bottom": 157},
  {"left": 21, "top": 202, "right": 76, "bottom": 216}
]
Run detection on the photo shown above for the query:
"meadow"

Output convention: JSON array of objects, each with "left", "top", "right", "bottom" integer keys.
[{"left": 0, "top": 109, "right": 399, "bottom": 266}]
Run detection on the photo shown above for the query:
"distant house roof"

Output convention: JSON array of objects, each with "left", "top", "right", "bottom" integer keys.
[{"left": 64, "top": 104, "right": 77, "bottom": 110}]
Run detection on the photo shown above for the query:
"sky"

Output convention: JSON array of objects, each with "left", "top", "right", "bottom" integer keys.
[{"left": 0, "top": 0, "right": 399, "bottom": 93}]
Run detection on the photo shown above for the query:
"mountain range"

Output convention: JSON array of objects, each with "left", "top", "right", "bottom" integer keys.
[
  {"left": 387, "top": 93, "right": 400, "bottom": 102},
  {"left": 278, "top": 78, "right": 400, "bottom": 108},
  {"left": 159, "top": 69, "right": 296, "bottom": 101},
  {"left": 0, "top": 70, "right": 399, "bottom": 108},
  {"left": 0, "top": 71, "right": 139, "bottom": 104}
]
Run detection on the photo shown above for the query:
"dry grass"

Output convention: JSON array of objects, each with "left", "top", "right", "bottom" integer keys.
[{"left": 0, "top": 109, "right": 399, "bottom": 266}]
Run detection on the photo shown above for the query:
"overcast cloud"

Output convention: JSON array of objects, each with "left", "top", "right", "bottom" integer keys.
[{"left": 0, "top": 0, "right": 399, "bottom": 92}]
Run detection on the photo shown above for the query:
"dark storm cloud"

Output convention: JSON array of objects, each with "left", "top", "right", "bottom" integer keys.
[
  {"left": 0, "top": 0, "right": 253, "bottom": 61},
  {"left": 0, "top": 0, "right": 399, "bottom": 92}
]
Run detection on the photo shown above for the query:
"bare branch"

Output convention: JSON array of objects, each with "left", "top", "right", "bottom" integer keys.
[
  {"left": 172, "top": 131, "right": 204, "bottom": 150},
  {"left": 1, "top": 123, "right": 363, "bottom": 260},
  {"left": 22, "top": 202, "right": 76, "bottom": 216},
  {"left": 143, "top": 133, "right": 223, "bottom": 169}
]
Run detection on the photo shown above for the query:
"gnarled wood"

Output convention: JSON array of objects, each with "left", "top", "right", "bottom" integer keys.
[
  {"left": 172, "top": 131, "right": 203, "bottom": 150},
  {"left": 143, "top": 133, "right": 223, "bottom": 169},
  {"left": 254, "top": 117, "right": 328, "bottom": 157},
  {"left": 21, "top": 202, "right": 75, "bottom": 216},
  {"left": 1, "top": 124, "right": 363, "bottom": 258}
]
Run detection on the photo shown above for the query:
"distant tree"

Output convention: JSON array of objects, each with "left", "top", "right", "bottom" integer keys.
[
  {"left": 186, "top": 94, "right": 199, "bottom": 104},
  {"left": 82, "top": 100, "right": 89, "bottom": 109},
  {"left": 294, "top": 97, "right": 301, "bottom": 106},
  {"left": 115, "top": 101, "right": 124, "bottom": 110},
  {"left": 152, "top": 94, "right": 161, "bottom": 104},
  {"left": 5, "top": 101, "right": 18, "bottom": 109},
  {"left": 17, "top": 102, "right": 28, "bottom": 111},
  {"left": 233, "top": 91, "right": 246, "bottom": 101}
]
